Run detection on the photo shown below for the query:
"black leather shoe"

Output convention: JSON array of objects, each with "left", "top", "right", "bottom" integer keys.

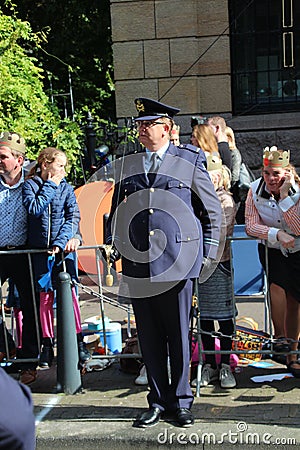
[
  {"left": 136, "top": 407, "right": 161, "bottom": 428},
  {"left": 175, "top": 408, "right": 194, "bottom": 427}
]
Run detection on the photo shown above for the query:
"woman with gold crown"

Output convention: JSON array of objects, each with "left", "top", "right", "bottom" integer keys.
[{"left": 245, "top": 146, "right": 300, "bottom": 377}]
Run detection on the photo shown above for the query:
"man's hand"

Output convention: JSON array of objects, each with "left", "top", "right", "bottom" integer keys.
[
  {"left": 200, "top": 256, "right": 212, "bottom": 274},
  {"left": 101, "top": 245, "right": 121, "bottom": 264},
  {"left": 65, "top": 238, "right": 80, "bottom": 253},
  {"left": 199, "top": 256, "right": 216, "bottom": 283}
]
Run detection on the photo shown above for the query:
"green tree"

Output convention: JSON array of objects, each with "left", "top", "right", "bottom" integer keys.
[
  {"left": 6, "top": 0, "right": 115, "bottom": 120},
  {"left": 0, "top": 7, "right": 85, "bottom": 184}
]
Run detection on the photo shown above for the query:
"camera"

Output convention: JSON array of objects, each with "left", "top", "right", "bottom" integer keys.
[{"left": 191, "top": 116, "right": 207, "bottom": 128}]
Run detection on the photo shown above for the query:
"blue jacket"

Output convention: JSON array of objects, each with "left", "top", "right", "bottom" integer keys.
[
  {"left": 22, "top": 175, "right": 80, "bottom": 251},
  {"left": 107, "top": 143, "right": 222, "bottom": 282}
]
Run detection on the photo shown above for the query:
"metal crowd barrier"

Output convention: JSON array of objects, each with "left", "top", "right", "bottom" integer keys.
[
  {"left": 0, "top": 246, "right": 140, "bottom": 394},
  {"left": 193, "top": 226, "right": 300, "bottom": 397},
  {"left": 0, "top": 239, "right": 298, "bottom": 396}
]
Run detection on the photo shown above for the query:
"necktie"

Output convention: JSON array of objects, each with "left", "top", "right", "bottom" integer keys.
[{"left": 148, "top": 153, "right": 159, "bottom": 183}]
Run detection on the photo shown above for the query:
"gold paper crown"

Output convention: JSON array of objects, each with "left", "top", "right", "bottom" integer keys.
[
  {"left": 206, "top": 152, "right": 223, "bottom": 171},
  {"left": 171, "top": 124, "right": 180, "bottom": 137},
  {"left": 263, "top": 146, "right": 290, "bottom": 168},
  {"left": 0, "top": 131, "right": 26, "bottom": 154}
]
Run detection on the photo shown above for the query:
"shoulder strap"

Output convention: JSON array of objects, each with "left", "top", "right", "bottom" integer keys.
[{"left": 178, "top": 143, "right": 200, "bottom": 153}]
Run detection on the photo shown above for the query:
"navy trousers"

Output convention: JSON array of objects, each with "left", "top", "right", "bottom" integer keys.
[{"left": 132, "top": 279, "right": 194, "bottom": 411}]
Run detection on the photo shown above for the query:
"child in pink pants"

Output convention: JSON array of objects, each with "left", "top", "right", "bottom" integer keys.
[{"left": 22, "top": 147, "right": 90, "bottom": 368}]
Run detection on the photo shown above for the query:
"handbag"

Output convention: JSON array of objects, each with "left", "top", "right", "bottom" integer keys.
[
  {"left": 38, "top": 255, "right": 55, "bottom": 290},
  {"left": 119, "top": 334, "right": 143, "bottom": 374},
  {"left": 232, "top": 316, "right": 269, "bottom": 361}
]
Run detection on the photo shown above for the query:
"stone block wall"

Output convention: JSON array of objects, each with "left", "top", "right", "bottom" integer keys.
[
  {"left": 110, "top": 0, "right": 231, "bottom": 118},
  {"left": 110, "top": 0, "right": 300, "bottom": 170}
]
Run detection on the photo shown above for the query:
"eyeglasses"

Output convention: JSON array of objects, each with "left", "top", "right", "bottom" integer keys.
[{"left": 135, "top": 121, "right": 165, "bottom": 129}]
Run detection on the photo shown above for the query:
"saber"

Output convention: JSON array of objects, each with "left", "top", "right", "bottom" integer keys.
[{"left": 104, "top": 244, "right": 114, "bottom": 287}]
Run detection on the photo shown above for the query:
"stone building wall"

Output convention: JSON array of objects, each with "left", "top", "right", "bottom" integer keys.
[{"left": 110, "top": 0, "right": 300, "bottom": 170}]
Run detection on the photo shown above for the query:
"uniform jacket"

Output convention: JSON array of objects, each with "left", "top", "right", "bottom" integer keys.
[
  {"left": 0, "top": 367, "right": 35, "bottom": 450},
  {"left": 107, "top": 143, "right": 222, "bottom": 282},
  {"left": 22, "top": 175, "right": 80, "bottom": 251}
]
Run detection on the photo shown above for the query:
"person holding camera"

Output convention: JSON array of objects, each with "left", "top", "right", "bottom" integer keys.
[
  {"left": 206, "top": 116, "right": 232, "bottom": 171},
  {"left": 245, "top": 146, "right": 300, "bottom": 377}
]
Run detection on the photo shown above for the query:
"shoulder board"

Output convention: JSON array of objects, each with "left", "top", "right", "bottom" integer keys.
[{"left": 178, "top": 143, "right": 200, "bottom": 153}]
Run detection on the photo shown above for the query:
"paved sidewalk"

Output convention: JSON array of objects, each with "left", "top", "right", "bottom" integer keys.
[
  {"left": 33, "top": 357, "right": 300, "bottom": 449},
  {"left": 15, "top": 275, "right": 300, "bottom": 448}
]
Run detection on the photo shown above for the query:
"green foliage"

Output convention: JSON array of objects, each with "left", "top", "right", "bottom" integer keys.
[
  {"left": 0, "top": 1, "right": 131, "bottom": 187},
  {"left": 0, "top": 12, "right": 50, "bottom": 145},
  {"left": 8, "top": 0, "right": 115, "bottom": 119},
  {"left": 0, "top": 7, "right": 84, "bottom": 185}
]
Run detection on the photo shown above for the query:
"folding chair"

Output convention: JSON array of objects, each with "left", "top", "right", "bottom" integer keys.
[
  {"left": 230, "top": 224, "right": 271, "bottom": 334},
  {"left": 193, "top": 225, "right": 271, "bottom": 397}
]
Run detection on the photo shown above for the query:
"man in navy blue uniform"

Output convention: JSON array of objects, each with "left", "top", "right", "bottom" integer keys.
[
  {"left": 106, "top": 98, "right": 222, "bottom": 428},
  {"left": 0, "top": 367, "right": 35, "bottom": 449}
]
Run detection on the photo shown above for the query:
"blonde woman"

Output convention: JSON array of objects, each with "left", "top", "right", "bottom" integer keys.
[
  {"left": 191, "top": 123, "right": 219, "bottom": 155},
  {"left": 206, "top": 116, "right": 232, "bottom": 170}
]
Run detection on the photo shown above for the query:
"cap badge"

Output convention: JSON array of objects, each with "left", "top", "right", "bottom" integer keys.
[{"left": 135, "top": 100, "right": 145, "bottom": 113}]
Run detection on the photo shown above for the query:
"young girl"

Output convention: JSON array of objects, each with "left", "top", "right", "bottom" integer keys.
[
  {"left": 22, "top": 147, "right": 90, "bottom": 368},
  {"left": 194, "top": 153, "right": 237, "bottom": 389}
]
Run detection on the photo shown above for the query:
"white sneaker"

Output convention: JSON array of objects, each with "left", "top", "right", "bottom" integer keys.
[
  {"left": 191, "top": 364, "right": 219, "bottom": 387},
  {"left": 135, "top": 361, "right": 171, "bottom": 385},
  {"left": 219, "top": 363, "right": 236, "bottom": 389},
  {"left": 135, "top": 364, "right": 148, "bottom": 385}
]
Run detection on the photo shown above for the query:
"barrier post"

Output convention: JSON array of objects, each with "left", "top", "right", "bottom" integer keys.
[{"left": 56, "top": 272, "right": 82, "bottom": 394}]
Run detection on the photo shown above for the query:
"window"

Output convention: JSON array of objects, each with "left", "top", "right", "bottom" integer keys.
[{"left": 229, "top": 0, "right": 300, "bottom": 114}]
